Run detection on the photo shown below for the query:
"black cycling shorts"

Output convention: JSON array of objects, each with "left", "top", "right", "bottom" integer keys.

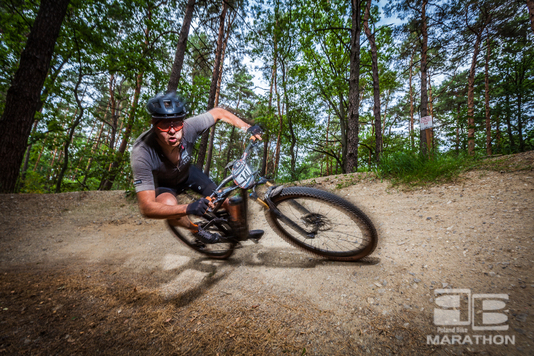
[{"left": 155, "top": 165, "right": 217, "bottom": 198}]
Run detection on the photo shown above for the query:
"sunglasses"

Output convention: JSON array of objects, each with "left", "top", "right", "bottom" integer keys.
[{"left": 156, "top": 120, "right": 184, "bottom": 132}]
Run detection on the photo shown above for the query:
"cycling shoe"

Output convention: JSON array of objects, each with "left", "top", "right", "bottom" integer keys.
[
  {"left": 193, "top": 227, "right": 221, "bottom": 244},
  {"left": 249, "top": 229, "right": 264, "bottom": 243}
]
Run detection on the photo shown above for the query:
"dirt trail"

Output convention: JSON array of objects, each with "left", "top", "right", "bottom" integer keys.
[{"left": 0, "top": 153, "right": 533, "bottom": 355}]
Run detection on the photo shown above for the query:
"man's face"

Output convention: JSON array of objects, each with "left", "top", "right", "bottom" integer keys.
[{"left": 153, "top": 119, "right": 184, "bottom": 148}]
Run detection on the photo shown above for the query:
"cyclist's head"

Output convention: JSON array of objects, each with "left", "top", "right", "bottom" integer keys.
[{"left": 146, "top": 91, "right": 187, "bottom": 123}]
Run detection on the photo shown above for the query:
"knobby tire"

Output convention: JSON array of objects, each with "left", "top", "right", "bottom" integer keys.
[
  {"left": 265, "top": 187, "right": 377, "bottom": 261},
  {"left": 166, "top": 215, "right": 236, "bottom": 259}
]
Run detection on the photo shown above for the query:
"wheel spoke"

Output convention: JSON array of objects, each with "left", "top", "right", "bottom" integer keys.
[{"left": 272, "top": 191, "right": 376, "bottom": 258}]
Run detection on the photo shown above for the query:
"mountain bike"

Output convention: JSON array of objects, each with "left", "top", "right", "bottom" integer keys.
[{"left": 166, "top": 140, "right": 378, "bottom": 261}]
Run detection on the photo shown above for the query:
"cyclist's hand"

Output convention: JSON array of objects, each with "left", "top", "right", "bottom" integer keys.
[
  {"left": 186, "top": 198, "right": 210, "bottom": 216},
  {"left": 206, "top": 196, "right": 216, "bottom": 209},
  {"left": 247, "top": 124, "right": 263, "bottom": 141}
]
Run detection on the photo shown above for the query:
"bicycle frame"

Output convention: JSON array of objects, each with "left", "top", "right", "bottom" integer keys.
[
  {"left": 207, "top": 140, "right": 270, "bottom": 210},
  {"left": 169, "top": 139, "right": 378, "bottom": 261},
  {"left": 205, "top": 140, "right": 314, "bottom": 240}
]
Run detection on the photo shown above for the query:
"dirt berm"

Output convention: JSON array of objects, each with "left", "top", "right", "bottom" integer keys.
[{"left": 1, "top": 152, "right": 533, "bottom": 355}]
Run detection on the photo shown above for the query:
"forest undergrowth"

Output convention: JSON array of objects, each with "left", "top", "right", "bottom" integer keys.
[{"left": 376, "top": 150, "right": 534, "bottom": 188}]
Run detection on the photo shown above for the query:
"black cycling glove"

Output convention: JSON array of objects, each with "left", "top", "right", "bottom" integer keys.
[
  {"left": 186, "top": 198, "right": 210, "bottom": 216},
  {"left": 247, "top": 124, "right": 263, "bottom": 136}
]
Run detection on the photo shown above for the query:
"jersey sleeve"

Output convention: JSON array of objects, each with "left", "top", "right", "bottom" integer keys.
[
  {"left": 131, "top": 145, "right": 156, "bottom": 193},
  {"left": 183, "top": 112, "right": 215, "bottom": 142}
]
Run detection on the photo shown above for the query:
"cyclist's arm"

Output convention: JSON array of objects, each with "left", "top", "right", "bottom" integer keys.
[
  {"left": 208, "top": 107, "right": 261, "bottom": 140},
  {"left": 136, "top": 190, "right": 188, "bottom": 219}
]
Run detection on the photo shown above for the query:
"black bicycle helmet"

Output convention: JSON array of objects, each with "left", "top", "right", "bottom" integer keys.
[{"left": 146, "top": 92, "right": 187, "bottom": 120}]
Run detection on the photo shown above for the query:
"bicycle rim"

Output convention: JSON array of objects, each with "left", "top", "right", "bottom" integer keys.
[{"left": 266, "top": 187, "right": 377, "bottom": 261}]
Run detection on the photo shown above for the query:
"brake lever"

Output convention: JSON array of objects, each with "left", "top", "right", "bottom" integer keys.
[{"left": 225, "top": 160, "right": 236, "bottom": 169}]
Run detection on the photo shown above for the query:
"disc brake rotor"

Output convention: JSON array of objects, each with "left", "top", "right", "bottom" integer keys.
[{"left": 300, "top": 213, "right": 332, "bottom": 232}]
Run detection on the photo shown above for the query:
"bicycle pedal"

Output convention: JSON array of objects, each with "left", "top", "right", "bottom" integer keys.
[{"left": 249, "top": 230, "right": 264, "bottom": 243}]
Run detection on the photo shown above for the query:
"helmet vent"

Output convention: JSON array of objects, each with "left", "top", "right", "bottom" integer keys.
[{"left": 146, "top": 92, "right": 187, "bottom": 120}]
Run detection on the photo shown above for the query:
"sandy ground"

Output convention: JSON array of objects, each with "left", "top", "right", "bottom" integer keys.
[{"left": 0, "top": 153, "right": 533, "bottom": 355}]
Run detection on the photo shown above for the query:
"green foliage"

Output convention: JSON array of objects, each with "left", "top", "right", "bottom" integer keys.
[
  {"left": 18, "top": 171, "right": 46, "bottom": 194},
  {"left": 2, "top": 0, "right": 533, "bottom": 195},
  {"left": 377, "top": 149, "right": 476, "bottom": 186},
  {"left": 0, "top": 0, "right": 39, "bottom": 114}
]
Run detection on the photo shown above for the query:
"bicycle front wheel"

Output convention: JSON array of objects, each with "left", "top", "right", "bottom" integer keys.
[
  {"left": 166, "top": 213, "right": 236, "bottom": 259},
  {"left": 265, "top": 187, "right": 377, "bottom": 261}
]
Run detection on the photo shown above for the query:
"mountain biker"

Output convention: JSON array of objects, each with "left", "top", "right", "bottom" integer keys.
[{"left": 131, "top": 91, "right": 264, "bottom": 244}]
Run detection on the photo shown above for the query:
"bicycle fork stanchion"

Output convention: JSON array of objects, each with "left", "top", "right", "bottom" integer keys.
[
  {"left": 263, "top": 185, "right": 316, "bottom": 240},
  {"left": 270, "top": 208, "right": 316, "bottom": 239}
]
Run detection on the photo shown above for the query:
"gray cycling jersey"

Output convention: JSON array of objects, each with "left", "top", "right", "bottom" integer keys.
[{"left": 130, "top": 112, "right": 215, "bottom": 193}]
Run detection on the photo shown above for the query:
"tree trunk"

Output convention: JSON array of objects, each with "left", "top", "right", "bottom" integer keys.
[
  {"left": 381, "top": 89, "right": 390, "bottom": 138},
  {"left": 428, "top": 73, "right": 434, "bottom": 119},
  {"left": 466, "top": 9, "right": 491, "bottom": 156},
  {"left": 82, "top": 121, "right": 106, "bottom": 187},
  {"left": 83, "top": 101, "right": 110, "bottom": 173},
  {"left": 55, "top": 113, "right": 83, "bottom": 193},
  {"left": 223, "top": 126, "right": 236, "bottom": 177},
  {"left": 33, "top": 135, "right": 48, "bottom": 171},
  {"left": 18, "top": 119, "right": 40, "bottom": 191},
  {"left": 108, "top": 78, "right": 121, "bottom": 152},
  {"left": 517, "top": 92, "right": 524, "bottom": 152},
  {"left": 98, "top": 75, "right": 122, "bottom": 189},
  {"left": 363, "top": 0, "right": 382, "bottom": 163},
  {"left": 167, "top": 0, "right": 196, "bottom": 92},
  {"left": 22, "top": 56, "right": 72, "bottom": 184},
  {"left": 505, "top": 94, "right": 514, "bottom": 152},
  {"left": 261, "top": 136, "right": 270, "bottom": 176},
  {"left": 274, "top": 62, "right": 283, "bottom": 178},
  {"left": 466, "top": 35, "right": 483, "bottom": 156},
  {"left": 495, "top": 114, "right": 502, "bottom": 153},
  {"left": 261, "top": 64, "right": 277, "bottom": 177},
  {"left": 484, "top": 32, "right": 492, "bottom": 156},
  {"left": 346, "top": 0, "right": 361, "bottom": 173},
  {"left": 326, "top": 112, "right": 331, "bottom": 176},
  {"left": 100, "top": 71, "right": 144, "bottom": 190},
  {"left": 420, "top": 0, "right": 429, "bottom": 154},
  {"left": 19, "top": 55, "right": 67, "bottom": 191},
  {"left": 273, "top": 18, "right": 283, "bottom": 178},
  {"left": 281, "top": 59, "right": 296, "bottom": 180},
  {"left": 48, "top": 148, "right": 59, "bottom": 179},
  {"left": 409, "top": 50, "right": 415, "bottom": 148},
  {"left": 56, "top": 72, "right": 85, "bottom": 193},
  {"left": 205, "top": 10, "right": 236, "bottom": 175},
  {"left": 338, "top": 94, "right": 347, "bottom": 172},
  {"left": 456, "top": 102, "right": 461, "bottom": 154},
  {"left": 75, "top": 119, "right": 96, "bottom": 171},
  {"left": 517, "top": 60, "right": 525, "bottom": 152},
  {"left": 0, "top": 0, "right": 70, "bottom": 193},
  {"left": 45, "top": 120, "right": 66, "bottom": 181},
  {"left": 527, "top": 0, "right": 534, "bottom": 34},
  {"left": 197, "top": 0, "right": 227, "bottom": 171}
]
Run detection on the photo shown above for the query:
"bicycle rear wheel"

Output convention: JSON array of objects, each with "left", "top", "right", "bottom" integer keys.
[
  {"left": 166, "top": 212, "right": 236, "bottom": 259},
  {"left": 265, "top": 187, "right": 377, "bottom": 261}
]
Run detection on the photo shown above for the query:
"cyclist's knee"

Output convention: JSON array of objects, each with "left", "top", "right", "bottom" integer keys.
[{"left": 156, "top": 192, "right": 178, "bottom": 206}]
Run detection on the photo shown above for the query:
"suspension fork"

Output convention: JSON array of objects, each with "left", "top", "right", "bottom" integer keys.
[{"left": 256, "top": 183, "right": 316, "bottom": 239}]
